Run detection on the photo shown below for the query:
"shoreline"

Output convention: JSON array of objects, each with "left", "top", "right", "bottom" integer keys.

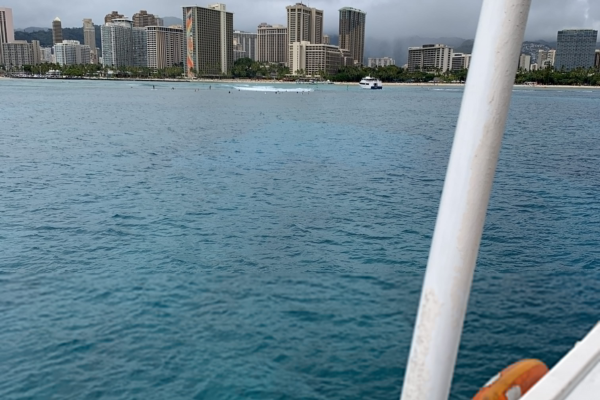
[{"left": 1, "top": 76, "right": 599, "bottom": 89}]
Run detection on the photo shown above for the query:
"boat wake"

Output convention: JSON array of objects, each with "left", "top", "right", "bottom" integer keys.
[{"left": 232, "top": 85, "right": 313, "bottom": 93}]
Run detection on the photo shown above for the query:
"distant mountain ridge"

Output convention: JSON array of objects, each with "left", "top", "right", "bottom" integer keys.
[
  {"left": 16, "top": 27, "right": 48, "bottom": 33},
  {"left": 454, "top": 39, "right": 474, "bottom": 54},
  {"left": 162, "top": 17, "right": 183, "bottom": 27}
]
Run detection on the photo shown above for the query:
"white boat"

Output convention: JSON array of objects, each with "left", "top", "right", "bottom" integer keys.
[{"left": 359, "top": 76, "right": 382, "bottom": 90}]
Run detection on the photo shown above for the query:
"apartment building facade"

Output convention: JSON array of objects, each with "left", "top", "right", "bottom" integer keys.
[
  {"left": 1, "top": 40, "right": 40, "bottom": 68},
  {"left": 146, "top": 26, "right": 183, "bottom": 69},
  {"left": 555, "top": 29, "right": 598, "bottom": 71},
  {"left": 339, "top": 7, "right": 366, "bottom": 65},
  {"left": 408, "top": 44, "right": 453, "bottom": 72},
  {"left": 257, "top": 23, "right": 288, "bottom": 64}
]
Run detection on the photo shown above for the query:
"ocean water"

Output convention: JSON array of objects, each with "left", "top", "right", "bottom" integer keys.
[{"left": 1, "top": 79, "right": 599, "bottom": 399}]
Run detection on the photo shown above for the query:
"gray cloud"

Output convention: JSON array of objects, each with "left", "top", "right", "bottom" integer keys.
[{"left": 8, "top": 0, "right": 600, "bottom": 41}]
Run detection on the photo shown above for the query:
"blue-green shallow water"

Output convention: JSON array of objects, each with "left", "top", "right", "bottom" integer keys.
[{"left": 1, "top": 79, "right": 599, "bottom": 399}]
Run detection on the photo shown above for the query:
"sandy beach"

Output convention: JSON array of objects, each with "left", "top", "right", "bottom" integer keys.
[{"left": 2, "top": 75, "right": 599, "bottom": 89}]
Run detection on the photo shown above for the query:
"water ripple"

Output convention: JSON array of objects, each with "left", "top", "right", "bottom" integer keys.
[{"left": 1, "top": 80, "right": 600, "bottom": 399}]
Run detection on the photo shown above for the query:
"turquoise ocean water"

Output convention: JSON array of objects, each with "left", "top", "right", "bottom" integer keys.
[{"left": 1, "top": 79, "right": 599, "bottom": 399}]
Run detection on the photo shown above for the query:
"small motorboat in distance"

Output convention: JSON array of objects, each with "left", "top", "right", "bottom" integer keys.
[{"left": 359, "top": 76, "right": 383, "bottom": 90}]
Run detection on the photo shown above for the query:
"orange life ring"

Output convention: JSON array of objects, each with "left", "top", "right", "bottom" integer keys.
[{"left": 473, "top": 359, "right": 549, "bottom": 400}]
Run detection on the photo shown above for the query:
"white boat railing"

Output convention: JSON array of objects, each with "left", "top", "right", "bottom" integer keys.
[{"left": 400, "top": 0, "right": 533, "bottom": 399}]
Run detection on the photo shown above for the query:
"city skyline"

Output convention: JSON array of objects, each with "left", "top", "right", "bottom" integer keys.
[
  {"left": 1, "top": 3, "right": 599, "bottom": 73},
  {"left": 3, "top": 0, "right": 600, "bottom": 42}
]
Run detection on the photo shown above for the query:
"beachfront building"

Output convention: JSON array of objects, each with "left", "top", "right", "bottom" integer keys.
[
  {"left": 183, "top": 4, "right": 233, "bottom": 77},
  {"left": 407, "top": 44, "right": 453, "bottom": 72},
  {"left": 233, "top": 30, "right": 257, "bottom": 61},
  {"left": 257, "top": 23, "right": 287, "bottom": 64},
  {"left": 554, "top": 29, "right": 598, "bottom": 71},
  {"left": 287, "top": 2, "right": 323, "bottom": 66},
  {"left": 518, "top": 53, "right": 531, "bottom": 71},
  {"left": 101, "top": 18, "right": 134, "bottom": 67},
  {"left": 1, "top": 40, "right": 40, "bottom": 69},
  {"left": 339, "top": 7, "right": 366, "bottom": 65},
  {"left": 54, "top": 40, "right": 91, "bottom": 66},
  {"left": 146, "top": 26, "right": 183, "bottom": 69},
  {"left": 368, "top": 57, "right": 395, "bottom": 68},
  {"left": 290, "top": 40, "right": 350, "bottom": 76},
  {"left": 451, "top": 53, "right": 471, "bottom": 70},
  {"left": 596, "top": 50, "right": 600, "bottom": 69}
]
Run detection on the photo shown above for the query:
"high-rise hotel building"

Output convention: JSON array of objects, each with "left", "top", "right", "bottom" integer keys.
[
  {"left": 0, "top": 7, "right": 15, "bottom": 64},
  {"left": 101, "top": 18, "right": 149, "bottom": 68},
  {"left": 101, "top": 18, "right": 134, "bottom": 67},
  {"left": 408, "top": 44, "right": 453, "bottom": 72},
  {"left": 286, "top": 3, "right": 323, "bottom": 68},
  {"left": 147, "top": 26, "right": 183, "bottom": 69},
  {"left": 257, "top": 23, "right": 287, "bottom": 64},
  {"left": 338, "top": 7, "right": 366, "bottom": 65},
  {"left": 52, "top": 17, "right": 63, "bottom": 44},
  {"left": 183, "top": 4, "right": 233, "bottom": 77},
  {"left": 554, "top": 29, "right": 598, "bottom": 71},
  {"left": 286, "top": 3, "right": 323, "bottom": 45},
  {"left": 132, "top": 27, "right": 148, "bottom": 67},
  {"left": 83, "top": 19, "right": 98, "bottom": 63}
]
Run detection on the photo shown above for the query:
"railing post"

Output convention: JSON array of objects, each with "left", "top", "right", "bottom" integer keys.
[{"left": 400, "top": 1, "right": 532, "bottom": 399}]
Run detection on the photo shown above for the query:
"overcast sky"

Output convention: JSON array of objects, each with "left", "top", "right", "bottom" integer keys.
[{"left": 7, "top": 0, "right": 600, "bottom": 41}]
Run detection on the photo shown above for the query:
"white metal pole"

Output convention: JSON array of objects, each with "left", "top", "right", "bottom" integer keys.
[{"left": 400, "top": 1, "right": 532, "bottom": 399}]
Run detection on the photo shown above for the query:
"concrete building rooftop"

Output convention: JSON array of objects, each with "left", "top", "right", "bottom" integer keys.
[{"left": 339, "top": 7, "right": 365, "bottom": 13}]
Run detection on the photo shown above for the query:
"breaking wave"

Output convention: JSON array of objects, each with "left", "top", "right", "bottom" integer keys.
[{"left": 232, "top": 85, "right": 314, "bottom": 93}]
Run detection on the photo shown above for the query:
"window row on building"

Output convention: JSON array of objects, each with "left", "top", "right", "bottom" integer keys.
[
  {"left": 408, "top": 44, "right": 454, "bottom": 72},
  {"left": 1, "top": 40, "right": 40, "bottom": 68},
  {"left": 289, "top": 41, "right": 353, "bottom": 76},
  {"left": 368, "top": 57, "right": 395, "bottom": 68},
  {"left": 554, "top": 29, "right": 597, "bottom": 71},
  {"left": 55, "top": 40, "right": 91, "bottom": 65}
]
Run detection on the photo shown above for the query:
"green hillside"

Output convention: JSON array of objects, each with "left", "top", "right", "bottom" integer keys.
[{"left": 15, "top": 27, "right": 102, "bottom": 50}]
